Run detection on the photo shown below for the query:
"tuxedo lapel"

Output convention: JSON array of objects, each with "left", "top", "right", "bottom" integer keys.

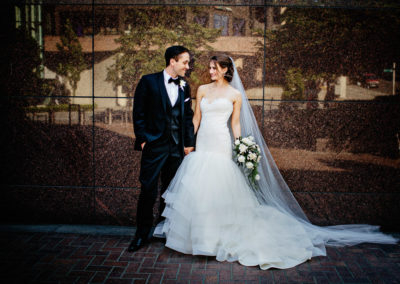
[
  {"left": 179, "top": 85, "right": 185, "bottom": 119},
  {"left": 157, "top": 72, "right": 168, "bottom": 113}
]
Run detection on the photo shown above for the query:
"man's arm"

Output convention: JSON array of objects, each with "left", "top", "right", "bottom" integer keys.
[
  {"left": 133, "top": 77, "right": 148, "bottom": 149},
  {"left": 183, "top": 84, "right": 196, "bottom": 149}
]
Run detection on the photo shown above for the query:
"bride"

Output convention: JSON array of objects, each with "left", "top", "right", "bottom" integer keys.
[{"left": 153, "top": 54, "right": 397, "bottom": 270}]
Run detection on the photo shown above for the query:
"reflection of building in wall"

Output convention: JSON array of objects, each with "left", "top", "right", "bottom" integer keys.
[
  {"left": 42, "top": 5, "right": 282, "bottom": 55},
  {"left": 13, "top": 4, "right": 284, "bottom": 112},
  {"left": 40, "top": 5, "right": 283, "bottom": 108},
  {"left": 14, "top": 3, "right": 44, "bottom": 77}
]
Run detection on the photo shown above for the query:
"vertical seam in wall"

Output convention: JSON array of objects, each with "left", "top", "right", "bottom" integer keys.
[
  {"left": 261, "top": 2, "right": 267, "bottom": 133},
  {"left": 91, "top": 0, "right": 96, "bottom": 221}
]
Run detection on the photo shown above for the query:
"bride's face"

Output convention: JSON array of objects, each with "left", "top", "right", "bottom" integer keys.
[{"left": 209, "top": 61, "right": 227, "bottom": 82}]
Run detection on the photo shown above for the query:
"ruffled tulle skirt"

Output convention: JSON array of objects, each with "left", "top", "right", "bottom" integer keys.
[{"left": 154, "top": 150, "right": 319, "bottom": 270}]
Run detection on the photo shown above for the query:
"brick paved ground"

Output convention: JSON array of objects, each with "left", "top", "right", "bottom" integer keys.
[{"left": 0, "top": 226, "right": 399, "bottom": 284}]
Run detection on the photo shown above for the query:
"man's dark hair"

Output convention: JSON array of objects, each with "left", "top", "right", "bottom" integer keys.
[{"left": 165, "top": 45, "right": 189, "bottom": 67}]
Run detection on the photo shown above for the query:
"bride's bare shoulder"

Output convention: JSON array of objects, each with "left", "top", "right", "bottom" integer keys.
[
  {"left": 228, "top": 85, "right": 242, "bottom": 101},
  {"left": 198, "top": 83, "right": 213, "bottom": 91},
  {"left": 196, "top": 84, "right": 210, "bottom": 99}
]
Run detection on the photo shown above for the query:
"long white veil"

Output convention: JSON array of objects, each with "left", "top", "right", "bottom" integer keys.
[{"left": 229, "top": 58, "right": 397, "bottom": 256}]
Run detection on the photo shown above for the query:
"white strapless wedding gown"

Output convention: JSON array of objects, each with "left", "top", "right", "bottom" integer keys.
[{"left": 154, "top": 97, "right": 317, "bottom": 270}]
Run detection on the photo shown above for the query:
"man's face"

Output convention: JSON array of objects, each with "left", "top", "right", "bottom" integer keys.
[{"left": 171, "top": 52, "right": 190, "bottom": 77}]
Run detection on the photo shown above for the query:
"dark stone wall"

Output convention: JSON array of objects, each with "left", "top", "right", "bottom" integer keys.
[
  {"left": 2, "top": 99, "right": 399, "bottom": 230},
  {"left": 2, "top": 1, "right": 399, "bottom": 230}
]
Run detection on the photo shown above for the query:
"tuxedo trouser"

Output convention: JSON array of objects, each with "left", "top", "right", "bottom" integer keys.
[{"left": 136, "top": 139, "right": 182, "bottom": 238}]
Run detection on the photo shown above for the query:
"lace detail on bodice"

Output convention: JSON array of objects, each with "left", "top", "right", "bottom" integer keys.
[{"left": 195, "top": 97, "right": 233, "bottom": 157}]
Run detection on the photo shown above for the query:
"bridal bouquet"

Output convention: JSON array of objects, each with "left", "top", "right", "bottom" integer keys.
[{"left": 233, "top": 135, "right": 262, "bottom": 188}]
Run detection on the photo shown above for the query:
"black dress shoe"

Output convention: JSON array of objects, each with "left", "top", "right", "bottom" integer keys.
[{"left": 128, "top": 237, "right": 147, "bottom": 252}]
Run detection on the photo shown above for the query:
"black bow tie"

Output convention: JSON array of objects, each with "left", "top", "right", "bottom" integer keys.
[{"left": 168, "top": 77, "right": 180, "bottom": 85}]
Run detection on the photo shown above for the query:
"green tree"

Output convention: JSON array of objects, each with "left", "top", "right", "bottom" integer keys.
[
  {"left": 56, "top": 19, "right": 88, "bottom": 99},
  {"left": 106, "top": 7, "right": 220, "bottom": 96}
]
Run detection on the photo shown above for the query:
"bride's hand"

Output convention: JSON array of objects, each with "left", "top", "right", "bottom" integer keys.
[{"left": 184, "top": 147, "right": 195, "bottom": 155}]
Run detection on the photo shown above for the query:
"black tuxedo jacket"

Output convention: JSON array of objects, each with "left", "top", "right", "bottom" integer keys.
[{"left": 133, "top": 71, "right": 195, "bottom": 151}]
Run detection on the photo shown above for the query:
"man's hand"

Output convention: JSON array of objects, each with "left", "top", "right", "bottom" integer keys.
[
  {"left": 184, "top": 147, "right": 194, "bottom": 155},
  {"left": 141, "top": 142, "right": 146, "bottom": 150}
]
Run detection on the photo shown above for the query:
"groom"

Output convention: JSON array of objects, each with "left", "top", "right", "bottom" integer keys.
[{"left": 128, "top": 46, "right": 196, "bottom": 252}]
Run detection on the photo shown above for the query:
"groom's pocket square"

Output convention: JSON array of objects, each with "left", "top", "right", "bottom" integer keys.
[{"left": 184, "top": 97, "right": 190, "bottom": 102}]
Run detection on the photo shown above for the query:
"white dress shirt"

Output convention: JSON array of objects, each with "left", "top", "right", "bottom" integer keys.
[{"left": 163, "top": 70, "right": 179, "bottom": 107}]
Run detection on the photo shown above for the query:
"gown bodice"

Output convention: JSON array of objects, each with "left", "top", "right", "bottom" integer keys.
[{"left": 196, "top": 97, "right": 233, "bottom": 157}]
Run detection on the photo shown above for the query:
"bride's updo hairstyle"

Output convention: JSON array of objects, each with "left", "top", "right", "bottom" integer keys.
[{"left": 211, "top": 54, "right": 234, "bottom": 82}]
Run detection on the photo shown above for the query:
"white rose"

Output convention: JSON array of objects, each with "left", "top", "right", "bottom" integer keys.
[
  {"left": 257, "top": 156, "right": 261, "bottom": 162},
  {"left": 246, "top": 162, "right": 254, "bottom": 169},
  {"left": 238, "top": 155, "right": 245, "bottom": 163},
  {"left": 239, "top": 144, "right": 248, "bottom": 153},
  {"left": 234, "top": 139, "right": 240, "bottom": 145},
  {"left": 248, "top": 138, "right": 256, "bottom": 145},
  {"left": 242, "top": 137, "right": 251, "bottom": 145},
  {"left": 255, "top": 174, "right": 260, "bottom": 180},
  {"left": 248, "top": 153, "right": 257, "bottom": 161}
]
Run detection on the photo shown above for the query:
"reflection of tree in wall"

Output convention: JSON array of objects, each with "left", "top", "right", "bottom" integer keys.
[
  {"left": 282, "top": 68, "right": 305, "bottom": 101},
  {"left": 259, "top": 4, "right": 400, "bottom": 157},
  {"left": 106, "top": 7, "right": 220, "bottom": 97},
  {"left": 6, "top": 28, "right": 41, "bottom": 104},
  {"left": 56, "top": 19, "right": 88, "bottom": 99},
  {"left": 3, "top": 27, "right": 42, "bottom": 160},
  {"left": 264, "top": 6, "right": 400, "bottom": 99}
]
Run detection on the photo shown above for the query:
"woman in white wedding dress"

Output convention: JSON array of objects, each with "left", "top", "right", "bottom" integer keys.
[{"left": 154, "top": 54, "right": 397, "bottom": 270}]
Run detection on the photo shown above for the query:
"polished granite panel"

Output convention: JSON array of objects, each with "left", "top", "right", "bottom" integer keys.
[
  {"left": 93, "top": 98, "right": 139, "bottom": 188},
  {"left": 271, "top": 149, "right": 400, "bottom": 194},
  {"left": 262, "top": 101, "right": 400, "bottom": 193},
  {"left": 8, "top": 3, "right": 400, "bottom": 229},
  {"left": 0, "top": 186, "right": 94, "bottom": 224},
  {"left": 35, "top": 1, "right": 400, "bottom": 9},
  {"left": 94, "top": 187, "right": 140, "bottom": 226},
  {"left": 93, "top": 185, "right": 399, "bottom": 228},
  {"left": 41, "top": 53, "right": 94, "bottom": 101},
  {"left": 263, "top": 8, "right": 399, "bottom": 101},
  {"left": 3, "top": 99, "right": 94, "bottom": 187},
  {"left": 294, "top": 192, "right": 400, "bottom": 230},
  {"left": 2, "top": 186, "right": 398, "bottom": 228},
  {"left": 90, "top": 5, "right": 264, "bottom": 97},
  {"left": 263, "top": 100, "right": 400, "bottom": 158},
  {"left": 42, "top": 4, "right": 93, "bottom": 101}
]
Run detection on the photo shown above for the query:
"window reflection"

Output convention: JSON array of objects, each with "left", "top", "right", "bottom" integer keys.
[
  {"left": 194, "top": 13, "right": 209, "bottom": 27},
  {"left": 214, "top": 14, "right": 229, "bottom": 36},
  {"left": 233, "top": 18, "right": 245, "bottom": 36}
]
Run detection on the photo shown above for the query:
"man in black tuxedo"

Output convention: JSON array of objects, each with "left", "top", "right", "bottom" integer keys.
[{"left": 128, "top": 46, "right": 195, "bottom": 252}]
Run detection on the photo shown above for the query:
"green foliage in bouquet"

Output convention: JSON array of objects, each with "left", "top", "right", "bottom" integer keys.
[{"left": 233, "top": 135, "right": 262, "bottom": 189}]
